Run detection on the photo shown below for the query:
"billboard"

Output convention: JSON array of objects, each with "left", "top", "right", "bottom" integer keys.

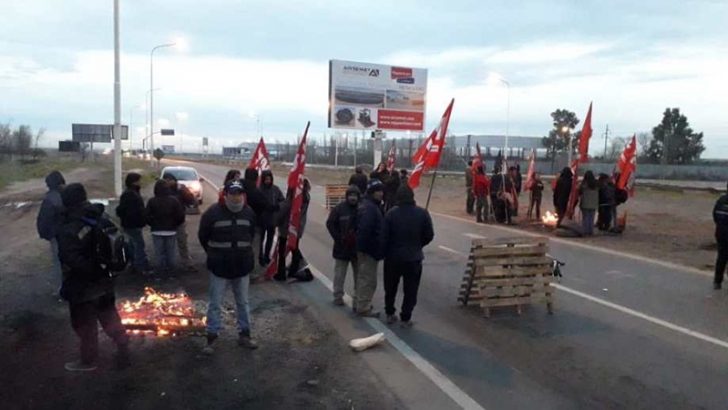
[
  {"left": 328, "top": 59, "right": 427, "bottom": 132},
  {"left": 161, "top": 145, "right": 175, "bottom": 153},
  {"left": 72, "top": 123, "right": 128, "bottom": 142}
]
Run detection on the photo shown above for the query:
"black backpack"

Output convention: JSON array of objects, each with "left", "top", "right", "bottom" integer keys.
[{"left": 84, "top": 215, "right": 130, "bottom": 273}]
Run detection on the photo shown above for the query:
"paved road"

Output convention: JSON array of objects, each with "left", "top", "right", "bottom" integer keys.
[{"left": 173, "top": 159, "right": 728, "bottom": 409}]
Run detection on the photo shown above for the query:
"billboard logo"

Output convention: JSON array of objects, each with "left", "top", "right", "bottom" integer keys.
[
  {"left": 343, "top": 65, "right": 379, "bottom": 77},
  {"left": 391, "top": 67, "right": 413, "bottom": 79},
  {"left": 369, "top": 69, "right": 380, "bottom": 77}
]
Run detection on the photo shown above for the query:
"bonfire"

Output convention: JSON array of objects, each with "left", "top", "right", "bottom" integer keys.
[
  {"left": 118, "top": 287, "right": 206, "bottom": 336},
  {"left": 542, "top": 211, "right": 558, "bottom": 228}
]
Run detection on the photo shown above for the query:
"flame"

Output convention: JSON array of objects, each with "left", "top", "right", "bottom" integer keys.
[
  {"left": 542, "top": 211, "right": 558, "bottom": 226},
  {"left": 117, "top": 287, "right": 206, "bottom": 337}
]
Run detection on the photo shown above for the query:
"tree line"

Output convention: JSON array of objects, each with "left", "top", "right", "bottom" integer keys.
[{"left": 0, "top": 123, "right": 47, "bottom": 161}]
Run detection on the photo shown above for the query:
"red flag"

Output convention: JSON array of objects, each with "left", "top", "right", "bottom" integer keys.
[
  {"left": 247, "top": 137, "right": 270, "bottom": 172},
  {"left": 409, "top": 99, "right": 455, "bottom": 189},
  {"left": 264, "top": 237, "right": 279, "bottom": 279},
  {"left": 616, "top": 134, "right": 637, "bottom": 196},
  {"left": 566, "top": 158, "right": 580, "bottom": 218},
  {"left": 386, "top": 141, "right": 396, "bottom": 172},
  {"left": 524, "top": 149, "right": 536, "bottom": 191},
  {"left": 578, "top": 102, "right": 593, "bottom": 162},
  {"left": 286, "top": 122, "right": 310, "bottom": 252}
]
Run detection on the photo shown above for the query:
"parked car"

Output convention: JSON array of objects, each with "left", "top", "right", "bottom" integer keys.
[{"left": 160, "top": 166, "right": 204, "bottom": 204}]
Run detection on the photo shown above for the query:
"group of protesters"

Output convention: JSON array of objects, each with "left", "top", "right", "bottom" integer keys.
[
  {"left": 332, "top": 162, "right": 432, "bottom": 325},
  {"left": 465, "top": 161, "right": 530, "bottom": 225}
]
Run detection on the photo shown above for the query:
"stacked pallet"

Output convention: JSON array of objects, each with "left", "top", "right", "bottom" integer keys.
[
  {"left": 325, "top": 184, "right": 349, "bottom": 209},
  {"left": 458, "top": 236, "right": 554, "bottom": 317}
]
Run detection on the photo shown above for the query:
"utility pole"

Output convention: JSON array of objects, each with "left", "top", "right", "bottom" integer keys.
[
  {"left": 112, "top": 0, "right": 122, "bottom": 196},
  {"left": 603, "top": 124, "right": 610, "bottom": 159}
]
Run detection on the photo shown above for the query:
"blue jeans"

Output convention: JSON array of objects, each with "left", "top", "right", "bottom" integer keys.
[
  {"left": 125, "top": 228, "right": 151, "bottom": 270},
  {"left": 152, "top": 234, "right": 177, "bottom": 270},
  {"left": 206, "top": 273, "right": 251, "bottom": 336},
  {"left": 581, "top": 209, "right": 596, "bottom": 236}
]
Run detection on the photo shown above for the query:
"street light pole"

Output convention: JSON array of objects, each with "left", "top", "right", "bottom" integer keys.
[
  {"left": 113, "top": 0, "right": 122, "bottom": 196},
  {"left": 149, "top": 43, "right": 175, "bottom": 163}
]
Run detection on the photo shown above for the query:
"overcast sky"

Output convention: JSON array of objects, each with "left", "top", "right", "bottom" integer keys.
[{"left": 1, "top": 0, "right": 727, "bottom": 156}]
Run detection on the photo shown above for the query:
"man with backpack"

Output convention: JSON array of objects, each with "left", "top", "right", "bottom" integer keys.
[
  {"left": 56, "top": 183, "right": 130, "bottom": 372},
  {"left": 37, "top": 170, "right": 66, "bottom": 294},
  {"left": 326, "top": 185, "right": 361, "bottom": 306},
  {"left": 116, "top": 172, "right": 152, "bottom": 275},
  {"left": 198, "top": 180, "right": 258, "bottom": 352}
]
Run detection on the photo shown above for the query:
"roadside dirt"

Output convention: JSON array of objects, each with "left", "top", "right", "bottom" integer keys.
[
  {"left": 283, "top": 164, "right": 718, "bottom": 272},
  {"left": 0, "top": 176, "right": 401, "bottom": 410}
]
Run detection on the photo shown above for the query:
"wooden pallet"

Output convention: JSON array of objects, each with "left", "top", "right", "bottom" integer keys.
[
  {"left": 457, "top": 236, "right": 554, "bottom": 317},
  {"left": 325, "top": 184, "right": 349, "bottom": 209}
]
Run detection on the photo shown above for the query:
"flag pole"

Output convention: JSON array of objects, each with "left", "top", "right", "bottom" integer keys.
[{"left": 425, "top": 170, "right": 437, "bottom": 210}]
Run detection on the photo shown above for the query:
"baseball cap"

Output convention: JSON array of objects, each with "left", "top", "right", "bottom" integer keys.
[
  {"left": 367, "top": 179, "right": 384, "bottom": 193},
  {"left": 224, "top": 179, "right": 245, "bottom": 194}
]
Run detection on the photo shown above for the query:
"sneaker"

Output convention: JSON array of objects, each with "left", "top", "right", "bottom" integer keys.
[
  {"left": 386, "top": 315, "right": 398, "bottom": 325},
  {"left": 333, "top": 298, "right": 345, "bottom": 306},
  {"left": 238, "top": 334, "right": 259, "bottom": 350},
  {"left": 400, "top": 320, "right": 414, "bottom": 329},
  {"left": 714, "top": 282, "right": 722, "bottom": 290},
  {"left": 357, "top": 309, "right": 381, "bottom": 318},
  {"left": 64, "top": 360, "right": 98, "bottom": 372}
]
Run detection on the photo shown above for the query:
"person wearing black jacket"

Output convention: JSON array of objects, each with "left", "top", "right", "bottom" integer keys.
[
  {"left": 348, "top": 166, "right": 368, "bottom": 195},
  {"left": 326, "top": 185, "right": 361, "bottom": 306},
  {"left": 56, "top": 183, "right": 129, "bottom": 372},
  {"left": 116, "top": 172, "right": 152, "bottom": 274},
  {"left": 146, "top": 180, "right": 185, "bottom": 272},
  {"left": 274, "top": 179, "right": 313, "bottom": 282},
  {"left": 163, "top": 173, "right": 197, "bottom": 268},
  {"left": 259, "top": 170, "right": 284, "bottom": 266},
  {"left": 713, "top": 182, "right": 728, "bottom": 290},
  {"left": 243, "top": 168, "right": 270, "bottom": 279},
  {"left": 553, "top": 167, "right": 573, "bottom": 227},
  {"left": 597, "top": 173, "right": 616, "bottom": 231},
  {"left": 37, "top": 170, "right": 66, "bottom": 293},
  {"left": 355, "top": 179, "right": 385, "bottom": 317},
  {"left": 383, "top": 169, "right": 400, "bottom": 211},
  {"left": 198, "top": 180, "right": 258, "bottom": 351},
  {"left": 382, "top": 185, "right": 434, "bottom": 327}
]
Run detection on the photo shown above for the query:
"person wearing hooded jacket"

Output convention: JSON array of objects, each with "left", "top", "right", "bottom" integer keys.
[
  {"left": 383, "top": 185, "right": 434, "bottom": 327},
  {"left": 37, "top": 170, "right": 66, "bottom": 293},
  {"left": 146, "top": 180, "right": 185, "bottom": 272},
  {"left": 348, "top": 166, "right": 368, "bottom": 194},
  {"left": 326, "top": 185, "right": 361, "bottom": 306},
  {"left": 56, "top": 183, "right": 130, "bottom": 372},
  {"left": 259, "top": 169, "right": 284, "bottom": 266},
  {"left": 243, "top": 168, "right": 271, "bottom": 279},
  {"left": 115, "top": 172, "right": 152, "bottom": 274},
  {"left": 163, "top": 173, "right": 197, "bottom": 268},
  {"left": 553, "top": 167, "right": 573, "bottom": 227},
  {"left": 198, "top": 180, "right": 258, "bottom": 351},
  {"left": 383, "top": 169, "right": 400, "bottom": 212},
  {"left": 355, "top": 179, "right": 385, "bottom": 317}
]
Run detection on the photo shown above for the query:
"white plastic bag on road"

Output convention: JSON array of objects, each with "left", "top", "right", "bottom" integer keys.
[{"left": 349, "top": 332, "right": 385, "bottom": 352}]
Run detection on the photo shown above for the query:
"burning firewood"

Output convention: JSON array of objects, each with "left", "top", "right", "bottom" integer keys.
[{"left": 118, "top": 287, "right": 206, "bottom": 336}]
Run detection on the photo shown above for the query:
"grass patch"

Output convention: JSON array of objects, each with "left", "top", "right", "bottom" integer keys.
[{"left": 0, "top": 158, "right": 84, "bottom": 190}]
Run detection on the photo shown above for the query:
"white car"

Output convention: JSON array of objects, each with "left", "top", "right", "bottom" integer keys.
[{"left": 160, "top": 166, "right": 204, "bottom": 204}]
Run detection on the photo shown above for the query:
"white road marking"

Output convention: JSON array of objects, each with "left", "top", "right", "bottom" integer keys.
[
  {"left": 550, "top": 283, "right": 728, "bottom": 351},
  {"left": 463, "top": 233, "right": 486, "bottom": 239},
  {"left": 438, "top": 245, "right": 467, "bottom": 257},
  {"left": 203, "top": 173, "right": 484, "bottom": 409},
  {"left": 309, "top": 266, "right": 485, "bottom": 410},
  {"left": 430, "top": 211, "right": 713, "bottom": 278}
]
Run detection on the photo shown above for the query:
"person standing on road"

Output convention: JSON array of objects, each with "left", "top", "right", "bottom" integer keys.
[
  {"left": 465, "top": 160, "right": 474, "bottom": 215},
  {"left": 198, "top": 180, "right": 258, "bottom": 351},
  {"left": 399, "top": 169, "right": 409, "bottom": 186},
  {"left": 578, "top": 170, "right": 599, "bottom": 236},
  {"left": 527, "top": 173, "right": 544, "bottom": 221},
  {"left": 218, "top": 169, "right": 241, "bottom": 205},
  {"left": 472, "top": 164, "right": 490, "bottom": 223},
  {"left": 163, "top": 173, "right": 197, "bottom": 269},
  {"left": 383, "top": 185, "right": 434, "bottom": 328},
  {"left": 712, "top": 182, "right": 728, "bottom": 290},
  {"left": 146, "top": 180, "right": 185, "bottom": 273},
  {"left": 243, "top": 168, "right": 271, "bottom": 280},
  {"left": 259, "top": 170, "right": 284, "bottom": 267},
  {"left": 597, "top": 173, "right": 616, "bottom": 231},
  {"left": 553, "top": 167, "right": 573, "bottom": 227},
  {"left": 274, "top": 179, "right": 314, "bottom": 282},
  {"left": 355, "top": 179, "right": 386, "bottom": 317},
  {"left": 348, "top": 166, "right": 368, "bottom": 195},
  {"left": 56, "top": 183, "right": 130, "bottom": 372},
  {"left": 37, "top": 170, "right": 66, "bottom": 294},
  {"left": 384, "top": 169, "right": 400, "bottom": 212},
  {"left": 326, "top": 185, "right": 361, "bottom": 306},
  {"left": 115, "top": 172, "right": 152, "bottom": 275}
]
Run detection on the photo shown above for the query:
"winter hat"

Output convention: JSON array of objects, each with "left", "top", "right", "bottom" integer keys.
[
  {"left": 366, "top": 179, "right": 384, "bottom": 194},
  {"left": 125, "top": 172, "right": 142, "bottom": 188},
  {"left": 61, "top": 183, "right": 87, "bottom": 208},
  {"left": 224, "top": 179, "right": 246, "bottom": 195},
  {"left": 395, "top": 185, "right": 415, "bottom": 205}
]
